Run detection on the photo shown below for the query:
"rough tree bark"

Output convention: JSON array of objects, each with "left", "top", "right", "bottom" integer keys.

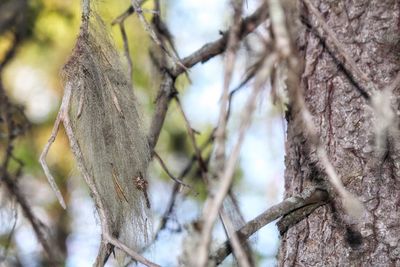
[{"left": 279, "top": 1, "right": 400, "bottom": 266}]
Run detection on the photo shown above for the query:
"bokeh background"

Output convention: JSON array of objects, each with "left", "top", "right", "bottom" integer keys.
[{"left": 0, "top": 0, "right": 286, "bottom": 266}]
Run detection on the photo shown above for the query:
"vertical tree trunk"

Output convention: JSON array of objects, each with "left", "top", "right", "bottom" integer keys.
[{"left": 279, "top": 1, "right": 400, "bottom": 266}]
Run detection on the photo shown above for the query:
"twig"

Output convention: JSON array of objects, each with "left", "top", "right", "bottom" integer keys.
[
  {"left": 172, "top": 1, "right": 269, "bottom": 76},
  {"left": 111, "top": 0, "right": 152, "bottom": 25},
  {"left": 214, "top": 0, "right": 244, "bottom": 174},
  {"left": 39, "top": 111, "right": 66, "bottom": 209},
  {"left": 111, "top": 6, "right": 135, "bottom": 25},
  {"left": 153, "top": 132, "right": 214, "bottom": 241},
  {"left": 151, "top": 0, "right": 181, "bottom": 67},
  {"left": 276, "top": 202, "right": 325, "bottom": 235},
  {"left": 119, "top": 22, "right": 133, "bottom": 82},
  {"left": 196, "top": 54, "right": 277, "bottom": 267},
  {"left": 211, "top": 2, "right": 254, "bottom": 265},
  {"left": 105, "top": 233, "right": 160, "bottom": 267},
  {"left": 209, "top": 188, "right": 329, "bottom": 265},
  {"left": 153, "top": 151, "right": 191, "bottom": 187},
  {"left": 174, "top": 96, "right": 208, "bottom": 175},
  {"left": 130, "top": 0, "right": 185, "bottom": 70},
  {"left": 219, "top": 210, "right": 251, "bottom": 267}
]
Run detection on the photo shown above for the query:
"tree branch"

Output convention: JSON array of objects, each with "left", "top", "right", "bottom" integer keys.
[
  {"left": 148, "top": 72, "right": 175, "bottom": 150},
  {"left": 171, "top": 1, "right": 269, "bottom": 76},
  {"left": 209, "top": 188, "right": 329, "bottom": 265}
]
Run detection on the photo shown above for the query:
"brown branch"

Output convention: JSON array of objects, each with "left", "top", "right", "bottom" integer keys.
[
  {"left": 119, "top": 22, "right": 133, "bottom": 82},
  {"left": 171, "top": 1, "right": 269, "bottom": 76},
  {"left": 148, "top": 72, "right": 175, "bottom": 150},
  {"left": 111, "top": 0, "right": 148, "bottom": 25},
  {"left": 209, "top": 188, "right": 329, "bottom": 265},
  {"left": 111, "top": 6, "right": 135, "bottom": 25},
  {"left": 147, "top": 1, "right": 270, "bottom": 151}
]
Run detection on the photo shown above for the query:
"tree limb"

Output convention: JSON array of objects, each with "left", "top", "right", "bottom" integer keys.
[{"left": 209, "top": 188, "right": 329, "bottom": 265}]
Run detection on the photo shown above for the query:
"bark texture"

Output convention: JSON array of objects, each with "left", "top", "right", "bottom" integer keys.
[{"left": 279, "top": 1, "right": 400, "bottom": 266}]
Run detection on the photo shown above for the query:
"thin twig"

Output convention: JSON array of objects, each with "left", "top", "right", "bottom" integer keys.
[
  {"left": 152, "top": 132, "right": 214, "bottom": 241},
  {"left": 196, "top": 54, "right": 276, "bottom": 267},
  {"left": 39, "top": 112, "right": 66, "bottom": 209},
  {"left": 219, "top": 210, "right": 251, "bottom": 267},
  {"left": 105, "top": 233, "right": 160, "bottom": 267},
  {"left": 111, "top": 0, "right": 150, "bottom": 25},
  {"left": 153, "top": 151, "right": 191, "bottom": 187},
  {"left": 130, "top": 0, "right": 185, "bottom": 70},
  {"left": 214, "top": 0, "right": 244, "bottom": 174},
  {"left": 174, "top": 96, "right": 208, "bottom": 175},
  {"left": 119, "top": 22, "right": 133, "bottom": 82}
]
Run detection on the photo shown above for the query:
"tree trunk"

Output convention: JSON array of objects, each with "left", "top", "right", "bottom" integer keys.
[{"left": 279, "top": 1, "right": 400, "bottom": 266}]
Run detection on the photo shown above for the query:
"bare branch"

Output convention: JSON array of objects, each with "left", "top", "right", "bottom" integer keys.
[
  {"left": 119, "top": 22, "right": 133, "bottom": 82},
  {"left": 153, "top": 133, "right": 214, "bottom": 241},
  {"left": 172, "top": 1, "right": 269, "bottom": 76},
  {"left": 105, "top": 233, "right": 160, "bottom": 267},
  {"left": 219, "top": 210, "right": 251, "bottom": 267},
  {"left": 214, "top": 0, "right": 244, "bottom": 174},
  {"left": 130, "top": 0, "right": 185, "bottom": 70},
  {"left": 148, "top": 73, "right": 175, "bottom": 150},
  {"left": 174, "top": 96, "right": 208, "bottom": 175},
  {"left": 210, "top": 188, "right": 329, "bottom": 265},
  {"left": 39, "top": 111, "right": 66, "bottom": 209},
  {"left": 153, "top": 151, "right": 191, "bottom": 187},
  {"left": 196, "top": 54, "right": 277, "bottom": 267}
]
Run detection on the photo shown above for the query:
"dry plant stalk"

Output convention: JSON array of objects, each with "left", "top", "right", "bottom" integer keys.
[{"left": 39, "top": 3, "right": 156, "bottom": 266}]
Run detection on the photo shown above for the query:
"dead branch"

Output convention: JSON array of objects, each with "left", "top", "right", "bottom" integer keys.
[{"left": 196, "top": 54, "right": 277, "bottom": 267}]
